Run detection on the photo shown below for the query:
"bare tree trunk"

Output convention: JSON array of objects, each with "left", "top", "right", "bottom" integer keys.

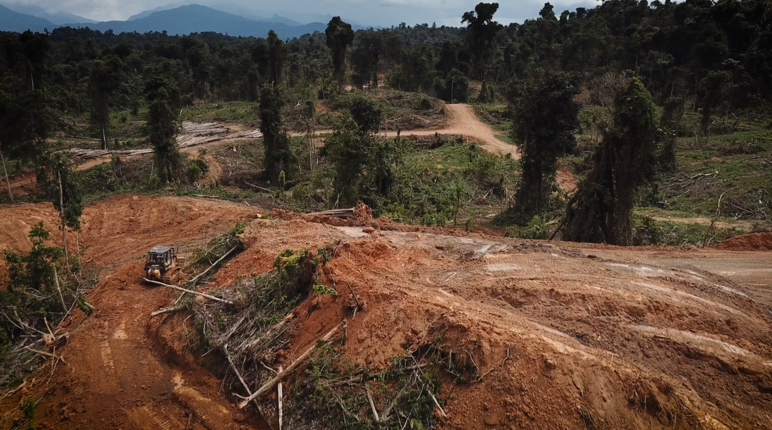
[
  {"left": 1, "top": 150, "right": 12, "bottom": 202},
  {"left": 102, "top": 126, "right": 107, "bottom": 150},
  {"left": 58, "top": 171, "right": 70, "bottom": 273}
]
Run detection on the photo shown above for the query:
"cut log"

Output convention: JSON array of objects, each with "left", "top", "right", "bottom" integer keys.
[
  {"left": 142, "top": 278, "right": 233, "bottom": 305},
  {"left": 238, "top": 324, "right": 341, "bottom": 408}
]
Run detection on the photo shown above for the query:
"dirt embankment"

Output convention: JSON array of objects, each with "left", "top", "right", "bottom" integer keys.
[
  {"left": 205, "top": 215, "right": 772, "bottom": 429},
  {"left": 3, "top": 196, "right": 772, "bottom": 430},
  {"left": 0, "top": 195, "right": 260, "bottom": 430},
  {"left": 713, "top": 232, "right": 772, "bottom": 251}
]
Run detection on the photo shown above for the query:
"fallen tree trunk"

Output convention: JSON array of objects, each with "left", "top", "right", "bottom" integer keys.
[
  {"left": 142, "top": 278, "right": 234, "bottom": 305},
  {"left": 238, "top": 323, "right": 341, "bottom": 408},
  {"left": 186, "top": 246, "right": 238, "bottom": 286}
]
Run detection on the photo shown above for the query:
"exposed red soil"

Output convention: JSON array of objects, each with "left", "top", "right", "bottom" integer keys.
[
  {"left": 2, "top": 197, "right": 772, "bottom": 430},
  {"left": 0, "top": 195, "right": 258, "bottom": 430},
  {"left": 219, "top": 220, "right": 772, "bottom": 429},
  {"left": 713, "top": 232, "right": 772, "bottom": 251}
]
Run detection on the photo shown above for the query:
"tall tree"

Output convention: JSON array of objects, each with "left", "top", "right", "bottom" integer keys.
[
  {"left": 145, "top": 75, "right": 182, "bottom": 182},
  {"left": 18, "top": 30, "right": 49, "bottom": 91},
  {"left": 699, "top": 70, "right": 730, "bottom": 136},
  {"left": 325, "top": 96, "right": 389, "bottom": 206},
  {"left": 37, "top": 153, "right": 82, "bottom": 271},
  {"left": 88, "top": 56, "right": 122, "bottom": 150},
  {"left": 461, "top": 3, "right": 503, "bottom": 81},
  {"left": 259, "top": 85, "right": 292, "bottom": 182},
  {"left": 267, "top": 30, "right": 287, "bottom": 85},
  {"left": 564, "top": 77, "right": 658, "bottom": 245},
  {"left": 659, "top": 96, "right": 685, "bottom": 172},
  {"left": 511, "top": 72, "right": 580, "bottom": 217},
  {"left": 325, "top": 17, "right": 355, "bottom": 91},
  {"left": 351, "top": 30, "right": 386, "bottom": 88}
]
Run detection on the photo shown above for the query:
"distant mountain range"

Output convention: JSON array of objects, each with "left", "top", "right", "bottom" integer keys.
[
  {"left": 0, "top": 3, "right": 370, "bottom": 38},
  {"left": 0, "top": 2, "right": 95, "bottom": 25}
]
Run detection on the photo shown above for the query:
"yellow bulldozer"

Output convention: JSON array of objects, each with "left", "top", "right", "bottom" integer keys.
[{"left": 144, "top": 245, "right": 181, "bottom": 283}]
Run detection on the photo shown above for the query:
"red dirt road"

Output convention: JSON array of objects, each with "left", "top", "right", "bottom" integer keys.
[{"left": 0, "top": 195, "right": 262, "bottom": 430}]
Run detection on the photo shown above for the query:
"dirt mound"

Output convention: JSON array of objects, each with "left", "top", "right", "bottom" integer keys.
[
  {"left": 713, "top": 232, "right": 772, "bottom": 251},
  {"left": 3, "top": 198, "right": 772, "bottom": 430},
  {"left": 206, "top": 219, "right": 772, "bottom": 429}
]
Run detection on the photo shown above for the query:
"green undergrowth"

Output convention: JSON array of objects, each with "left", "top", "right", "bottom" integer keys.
[
  {"left": 291, "top": 138, "right": 519, "bottom": 226},
  {"left": 180, "top": 101, "right": 256, "bottom": 123},
  {"left": 647, "top": 117, "right": 772, "bottom": 220},
  {"left": 288, "top": 343, "right": 448, "bottom": 429}
]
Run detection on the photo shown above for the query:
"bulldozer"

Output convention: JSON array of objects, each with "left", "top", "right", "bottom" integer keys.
[{"left": 144, "top": 245, "right": 181, "bottom": 283}]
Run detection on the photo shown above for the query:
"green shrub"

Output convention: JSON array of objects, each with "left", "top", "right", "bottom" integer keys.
[
  {"left": 186, "top": 158, "right": 210, "bottom": 183},
  {"left": 506, "top": 215, "right": 549, "bottom": 239}
]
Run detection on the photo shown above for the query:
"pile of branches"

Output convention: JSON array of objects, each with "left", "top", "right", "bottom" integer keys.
[
  {"left": 191, "top": 244, "right": 456, "bottom": 429},
  {"left": 193, "top": 247, "right": 330, "bottom": 419}
]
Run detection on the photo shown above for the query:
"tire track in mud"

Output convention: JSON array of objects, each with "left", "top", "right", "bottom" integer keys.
[{"left": 0, "top": 196, "right": 261, "bottom": 429}]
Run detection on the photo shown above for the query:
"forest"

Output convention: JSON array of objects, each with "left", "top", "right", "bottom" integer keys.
[{"left": 0, "top": 0, "right": 771, "bottom": 247}]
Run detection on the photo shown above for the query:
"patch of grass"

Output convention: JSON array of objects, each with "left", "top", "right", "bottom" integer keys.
[{"left": 180, "top": 101, "right": 257, "bottom": 123}]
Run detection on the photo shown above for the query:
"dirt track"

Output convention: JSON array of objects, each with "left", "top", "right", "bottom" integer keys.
[
  {"left": 381, "top": 104, "right": 519, "bottom": 159},
  {"left": 2, "top": 196, "right": 772, "bottom": 429},
  {"left": 0, "top": 196, "right": 261, "bottom": 429},
  {"left": 5, "top": 105, "right": 518, "bottom": 198}
]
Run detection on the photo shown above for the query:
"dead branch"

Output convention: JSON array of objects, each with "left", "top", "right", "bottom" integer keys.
[
  {"left": 217, "top": 315, "right": 246, "bottom": 346},
  {"left": 224, "top": 345, "right": 272, "bottom": 428},
  {"left": 476, "top": 347, "right": 511, "bottom": 382},
  {"left": 186, "top": 246, "right": 239, "bottom": 286},
  {"left": 366, "top": 384, "right": 380, "bottom": 422},
  {"left": 278, "top": 365, "right": 284, "bottom": 430},
  {"left": 246, "top": 182, "right": 274, "bottom": 193},
  {"left": 242, "top": 312, "right": 294, "bottom": 351},
  {"left": 238, "top": 324, "right": 341, "bottom": 408},
  {"left": 143, "top": 278, "right": 234, "bottom": 304},
  {"left": 53, "top": 265, "right": 67, "bottom": 313},
  {"left": 24, "top": 346, "right": 66, "bottom": 364},
  {"left": 0, "top": 380, "right": 26, "bottom": 400},
  {"left": 701, "top": 191, "right": 727, "bottom": 248},
  {"left": 150, "top": 307, "right": 185, "bottom": 317}
]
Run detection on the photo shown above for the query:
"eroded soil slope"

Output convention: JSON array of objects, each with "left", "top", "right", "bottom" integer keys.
[
  {"left": 214, "top": 219, "right": 772, "bottom": 429},
  {"left": 0, "top": 195, "right": 260, "bottom": 429},
  {"left": 2, "top": 196, "right": 772, "bottom": 430}
]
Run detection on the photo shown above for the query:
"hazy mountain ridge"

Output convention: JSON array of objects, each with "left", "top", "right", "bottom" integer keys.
[
  {"left": 0, "top": 3, "right": 366, "bottom": 38},
  {"left": 0, "top": 4, "right": 54, "bottom": 32},
  {"left": 0, "top": 2, "right": 95, "bottom": 25}
]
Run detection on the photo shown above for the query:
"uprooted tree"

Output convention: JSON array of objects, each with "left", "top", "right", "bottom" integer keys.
[
  {"left": 563, "top": 77, "right": 658, "bottom": 245},
  {"left": 510, "top": 71, "right": 580, "bottom": 220},
  {"left": 1, "top": 223, "right": 82, "bottom": 387}
]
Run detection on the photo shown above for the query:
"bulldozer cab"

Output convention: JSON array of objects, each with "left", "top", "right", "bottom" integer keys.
[
  {"left": 146, "top": 246, "right": 177, "bottom": 267},
  {"left": 144, "top": 246, "right": 180, "bottom": 283}
]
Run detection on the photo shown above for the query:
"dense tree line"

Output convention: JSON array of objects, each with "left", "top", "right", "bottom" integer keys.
[
  {"left": 1, "top": 0, "right": 771, "bottom": 245},
  {"left": 2, "top": 0, "right": 769, "bottom": 126}
]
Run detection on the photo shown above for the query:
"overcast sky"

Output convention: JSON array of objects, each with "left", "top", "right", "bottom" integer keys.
[{"left": 4, "top": 0, "right": 598, "bottom": 26}]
